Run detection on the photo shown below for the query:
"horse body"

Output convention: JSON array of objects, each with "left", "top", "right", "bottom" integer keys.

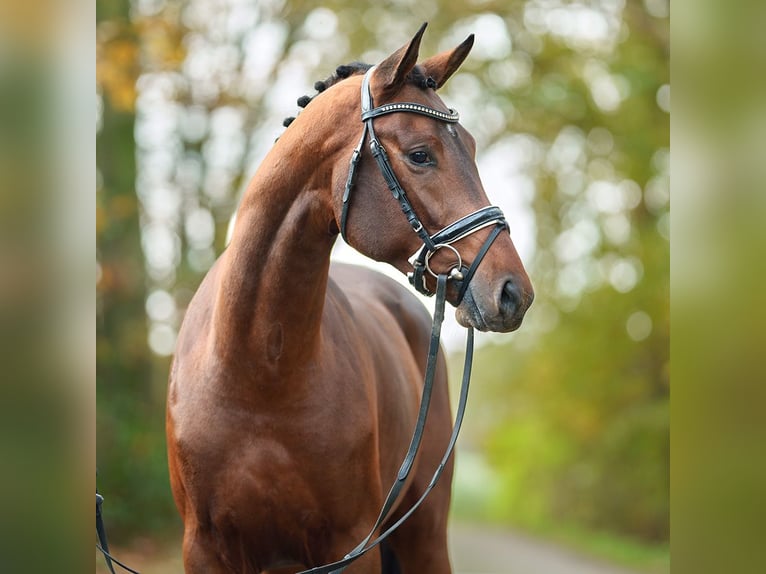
[
  {"left": 168, "top": 25, "right": 532, "bottom": 573},
  {"left": 169, "top": 274, "right": 446, "bottom": 570},
  {"left": 167, "top": 157, "right": 452, "bottom": 571}
]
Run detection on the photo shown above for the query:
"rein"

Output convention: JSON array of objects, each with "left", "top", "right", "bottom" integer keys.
[
  {"left": 299, "top": 276, "right": 472, "bottom": 574},
  {"left": 301, "top": 67, "right": 509, "bottom": 573},
  {"left": 96, "top": 490, "right": 141, "bottom": 574}
]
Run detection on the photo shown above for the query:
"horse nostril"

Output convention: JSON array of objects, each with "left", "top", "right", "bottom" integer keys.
[{"left": 500, "top": 281, "right": 520, "bottom": 316}]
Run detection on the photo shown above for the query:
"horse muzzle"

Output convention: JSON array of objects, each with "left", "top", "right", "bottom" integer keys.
[{"left": 456, "top": 273, "right": 534, "bottom": 333}]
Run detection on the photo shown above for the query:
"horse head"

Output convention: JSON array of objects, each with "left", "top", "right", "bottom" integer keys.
[{"left": 290, "top": 24, "right": 534, "bottom": 332}]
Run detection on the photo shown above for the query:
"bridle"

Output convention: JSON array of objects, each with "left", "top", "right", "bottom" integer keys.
[
  {"left": 340, "top": 65, "right": 509, "bottom": 304},
  {"left": 297, "top": 68, "right": 510, "bottom": 573}
]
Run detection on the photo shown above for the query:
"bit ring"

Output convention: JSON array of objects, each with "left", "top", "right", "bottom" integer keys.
[{"left": 425, "top": 244, "right": 463, "bottom": 279}]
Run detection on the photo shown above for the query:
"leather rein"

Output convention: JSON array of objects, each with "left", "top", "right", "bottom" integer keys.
[{"left": 300, "top": 67, "right": 510, "bottom": 573}]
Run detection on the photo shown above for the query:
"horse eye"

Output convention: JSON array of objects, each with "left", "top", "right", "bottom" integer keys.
[{"left": 408, "top": 150, "right": 432, "bottom": 165}]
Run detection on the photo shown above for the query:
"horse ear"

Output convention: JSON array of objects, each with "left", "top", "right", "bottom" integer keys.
[
  {"left": 420, "top": 34, "right": 474, "bottom": 90},
  {"left": 373, "top": 22, "right": 428, "bottom": 99}
]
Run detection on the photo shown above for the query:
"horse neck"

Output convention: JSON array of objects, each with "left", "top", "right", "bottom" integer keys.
[{"left": 213, "top": 132, "right": 337, "bottom": 374}]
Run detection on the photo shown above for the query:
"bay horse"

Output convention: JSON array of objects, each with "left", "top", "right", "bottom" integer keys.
[{"left": 166, "top": 24, "right": 533, "bottom": 573}]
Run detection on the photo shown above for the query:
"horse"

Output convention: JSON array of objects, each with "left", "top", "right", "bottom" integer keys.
[{"left": 166, "top": 23, "right": 533, "bottom": 573}]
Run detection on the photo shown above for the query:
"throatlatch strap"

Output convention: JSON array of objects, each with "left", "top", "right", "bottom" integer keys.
[{"left": 340, "top": 122, "right": 369, "bottom": 243}]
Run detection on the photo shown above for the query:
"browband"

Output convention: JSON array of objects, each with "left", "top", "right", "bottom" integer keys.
[{"left": 362, "top": 102, "right": 459, "bottom": 123}]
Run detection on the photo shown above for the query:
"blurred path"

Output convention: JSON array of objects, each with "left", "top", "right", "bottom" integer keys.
[
  {"left": 97, "top": 525, "right": 647, "bottom": 573},
  {"left": 450, "top": 523, "right": 644, "bottom": 574}
]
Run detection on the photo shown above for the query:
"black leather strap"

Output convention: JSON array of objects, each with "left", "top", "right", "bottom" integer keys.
[
  {"left": 427, "top": 206, "right": 505, "bottom": 250},
  {"left": 368, "top": 137, "right": 435, "bottom": 250},
  {"left": 340, "top": 123, "right": 369, "bottom": 243},
  {"left": 96, "top": 490, "right": 141, "bottom": 574},
  {"left": 298, "top": 274, "right": 475, "bottom": 574},
  {"left": 456, "top": 223, "right": 507, "bottom": 304}
]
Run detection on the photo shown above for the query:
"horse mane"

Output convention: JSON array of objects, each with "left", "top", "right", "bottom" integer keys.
[{"left": 282, "top": 62, "right": 436, "bottom": 128}]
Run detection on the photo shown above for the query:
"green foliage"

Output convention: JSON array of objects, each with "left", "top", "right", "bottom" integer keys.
[
  {"left": 446, "top": 0, "right": 669, "bottom": 550},
  {"left": 97, "top": 0, "right": 178, "bottom": 538},
  {"left": 452, "top": 224, "right": 668, "bottom": 543}
]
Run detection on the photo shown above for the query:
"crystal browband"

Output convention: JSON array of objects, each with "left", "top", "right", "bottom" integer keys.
[{"left": 362, "top": 102, "right": 460, "bottom": 123}]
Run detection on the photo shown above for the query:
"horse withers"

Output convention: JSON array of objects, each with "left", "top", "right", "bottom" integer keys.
[{"left": 166, "top": 24, "right": 533, "bottom": 573}]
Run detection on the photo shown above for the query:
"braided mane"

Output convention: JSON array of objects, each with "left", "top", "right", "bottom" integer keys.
[{"left": 282, "top": 62, "right": 435, "bottom": 128}]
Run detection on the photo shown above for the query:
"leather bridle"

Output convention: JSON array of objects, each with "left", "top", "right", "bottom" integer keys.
[
  {"left": 340, "top": 65, "right": 509, "bottom": 304},
  {"left": 297, "top": 68, "right": 510, "bottom": 573}
]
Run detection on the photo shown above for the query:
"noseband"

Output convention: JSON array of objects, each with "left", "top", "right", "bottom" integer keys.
[{"left": 340, "top": 66, "right": 509, "bottom": 304}]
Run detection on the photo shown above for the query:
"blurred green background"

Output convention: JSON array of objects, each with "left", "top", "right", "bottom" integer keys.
[{"left": 96, "top": 0, "right": 668, "bottom": 570}]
